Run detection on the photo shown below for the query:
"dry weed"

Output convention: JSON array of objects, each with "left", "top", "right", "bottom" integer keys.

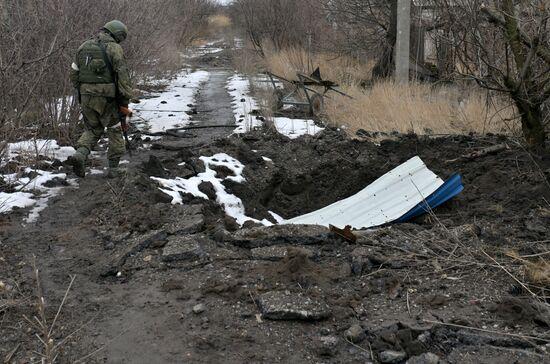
[
  {"left": 326, "top": 83, "right": 519, "bottom": 135},
  {"left": 506, "top": 250, "right": 550, "bottom": 290},
  {"left": 261, "top": 47, "right": 520, "bottom": 136}
]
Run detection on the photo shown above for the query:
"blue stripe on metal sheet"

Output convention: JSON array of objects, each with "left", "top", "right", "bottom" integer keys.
[{"left": 397, "top": 174, "right": 464, "bottom": 222}]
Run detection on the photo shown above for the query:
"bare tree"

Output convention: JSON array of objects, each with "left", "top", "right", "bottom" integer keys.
[
  {"left": 432, "top": 0, "right": 549, "bottom": 147},
  {"left": 0, "top": 0, "right": 215, "bottom": 147},
  {"left": 319, "top": 0, "right": 396, "bottom": 77},
  {"left": 232, "top": 0, "right": 328, "bottom": 55}
]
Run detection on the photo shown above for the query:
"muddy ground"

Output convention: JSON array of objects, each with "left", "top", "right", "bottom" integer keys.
[{"left": 2, "top": 45, "right": 550, "bottom": 363}]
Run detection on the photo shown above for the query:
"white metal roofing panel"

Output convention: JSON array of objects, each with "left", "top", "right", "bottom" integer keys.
[{"left": 286, "top": 156, "right": 444, "bottom": 229}]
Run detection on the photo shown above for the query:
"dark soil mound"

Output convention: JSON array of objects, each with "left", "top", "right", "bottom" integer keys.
[{"left": 184, "top": 128, "right": 549, "bottom": 244}]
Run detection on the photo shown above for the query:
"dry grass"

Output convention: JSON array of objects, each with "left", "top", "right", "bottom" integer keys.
[
  {"left": 326, "top": 83, "right": 519, "bottom": 135},
  {"left": 507, "top": 249, "right": 550, "bottom": 293},
  {"left": 261, "top": 47, "right": 520, "bottom": 136}
]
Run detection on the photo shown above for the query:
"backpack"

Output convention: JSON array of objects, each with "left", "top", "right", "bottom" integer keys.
[{"left": 76, "top": 38, "right": 115, "bottom": 85}]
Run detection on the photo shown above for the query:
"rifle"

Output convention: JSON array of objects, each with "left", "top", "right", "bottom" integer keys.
[
  {"left": 97, "top": 40, "right": 134, "bottom": 156},
  {"left": 119, "top": 106, "right": 133, "bottom": 156}
]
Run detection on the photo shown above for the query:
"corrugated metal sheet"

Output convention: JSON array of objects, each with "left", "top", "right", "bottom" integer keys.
[
  {"left": 286, "top": 156, "right": 445, "bottom": 229},
  {"left": 398, "top": 173, "right": 464, "bottom": 223}
]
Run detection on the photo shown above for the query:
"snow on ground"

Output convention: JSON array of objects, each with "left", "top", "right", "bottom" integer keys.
[
  {"left": 0, "top": 192, "right": 35, "bottom": 214},
  {"left": 130, "top": 70, "right": 210, "bottom": 133},
  {"left": 226, "top": 74, "right": 324, "bottom": 138},
  {"left": 0, "top": 168, "right": 75, "bottom": 222},
  {"left": 4, "top": 139, "right": 75, "bottom": 164},
  {"left": 1, "top": 139, "right": 76, "bottom": 221},
  {"left": 272, "top": 118, "right": 324, "bottom": 139},
  {"left": 184, "top": 46, "right": 224, "bottom": 58},
  {"left": 152, "top": 153, "right": 271, "bottom": 226},
  {"left": 183, "top": 40, "right": 225, "bottom": 58},
  {"left": 226, "top": 74, "right": 262, "bottom": 133}
]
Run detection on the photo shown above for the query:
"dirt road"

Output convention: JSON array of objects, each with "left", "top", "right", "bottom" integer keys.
[{"left": 1, "top": 43, "right": 550, "bottom": 364}]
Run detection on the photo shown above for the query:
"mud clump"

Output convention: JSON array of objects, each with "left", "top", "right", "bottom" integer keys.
[
  {"left": 141, "top": 155, "right": 167, "bottom": 177},
  {"left": 266, "top": 247, "right": 331, "bottom": 288},
  {"left": 489, "top": 297, "right": 550, "bottom": 327}
]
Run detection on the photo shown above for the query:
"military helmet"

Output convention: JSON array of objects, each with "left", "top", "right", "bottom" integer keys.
[{"left": 103, "top": 20, "right": 128, "bottom": 43}]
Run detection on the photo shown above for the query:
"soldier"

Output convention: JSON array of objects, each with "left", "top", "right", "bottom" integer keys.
[{"left": 67, "top": 20, "right": 134, "bottom": 178}]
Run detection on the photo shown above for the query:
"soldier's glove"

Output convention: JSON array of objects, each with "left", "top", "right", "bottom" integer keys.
[
  {"left": 119, "top": 106, "right": 133, "bottom": 132},
  {"left": 119, "top": 106, "right": 133, "bottom": 117}
]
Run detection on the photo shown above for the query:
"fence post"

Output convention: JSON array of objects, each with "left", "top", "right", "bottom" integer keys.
[{"left": 396, "top": 0, "right": 411, "bottom": 84}]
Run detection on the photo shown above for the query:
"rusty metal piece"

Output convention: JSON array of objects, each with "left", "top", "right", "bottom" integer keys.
[
  {"left": 265, "top": 68, "right": 352, "bottom": 117},
  {"left": 329, "top": 224, "right": 357, "bottom": 243}
]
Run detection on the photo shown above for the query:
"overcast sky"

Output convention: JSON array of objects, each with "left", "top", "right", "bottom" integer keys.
[{"left": 216, "top": 0, "right": 233, "bottom": 5}]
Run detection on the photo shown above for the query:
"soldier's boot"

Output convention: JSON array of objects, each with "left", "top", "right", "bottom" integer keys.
[
  {"left": 67, "top": 147, "right": 88, "bottom": 178},
  {"left": 107, "top": 159, "right": 127, "bottom": 179}
]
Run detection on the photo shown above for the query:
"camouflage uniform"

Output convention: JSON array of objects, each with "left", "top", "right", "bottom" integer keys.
[{"left": 68, "top": 20, "right": 133, "bottom": 177}]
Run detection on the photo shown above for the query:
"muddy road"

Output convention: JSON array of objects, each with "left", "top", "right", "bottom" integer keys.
[{"left": 1, "top": 43, "right": 550, "bottom": 364}]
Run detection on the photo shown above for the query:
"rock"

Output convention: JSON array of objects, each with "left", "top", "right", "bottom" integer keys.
[
  {"left": 193, "top": 303, "right": 206, "bottom": 314},
  {"left": 212, "top": 165, "right": 235, "bottom": 179},
  {"left": 417, "top": 332, "right": 431, "bottom": 344},
  {"left": 242, "top": 220, "right": 264, "bottom": 229},
  {"left": 198, "top": 181, "right": 217, "bottom": 200},
  {"left": 406, "top": 353, "right": 440, "bottom": 364},
  {"left": 251, "top": 246, "right": 314, "bottom": 261},
  {"left": 141, "top": 155, "right": 167, "bottom": 177},
  {"left": 212, "top": 228, "right": 226, "bottom": 242},
  {"left": 101, "top": 230, "right": 167, "bottom": 277},
  {"left": 229, "top": 224, "right": 330, "bottom": 249},
  {"left": 351, "top": 247, "right": 378, "bottom": 275},
  {"left": 339, "top": 262, "right": 352, "bottom": 278},
  {"left": 224, "top": 215, "right": 240, "bottom": 232},
  {"left": 379, "top": 350, "right": 407, "bottom": 363},
  {"left": 345, "top": 324, "right": 366, "bottom": 343},
  {"left": 164, "top": 206, "right": 204, "bottom": 235},
  {"left": 315, "top": 335, "right": 339, "bottom": 357},
  {"left": 154, "top": 189, "right": 174, "bottom": 204},
  {"left": 258, "top": 291, "right": 331, "bottom": 321},
  {"left": 162, "top": 236, "right": 207, "bottom": 262},
  {"left": 42, "top": 177, "right": 69, "bottom": 188},
  {"left": 420, "top": 294, "right": 449, "bottom": 308},
  {"left": 489, "top": 297, "right": 550, "bottom": 327},
  {"left": 177, "top": 165, "right": 198, "bottom": 179}
]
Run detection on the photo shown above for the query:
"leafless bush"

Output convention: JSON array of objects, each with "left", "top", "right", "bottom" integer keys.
[
  {"left": 429, "top": 0, "right": 549, "bottom": 147},
  {"left": 0, "top": 0, "right": 215, "bottom": 146},
  {"left": 232, "top": 0, "right": 329, "bottom": 55}
]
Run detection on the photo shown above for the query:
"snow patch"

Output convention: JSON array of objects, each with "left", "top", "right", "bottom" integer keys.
[
  {"left": 0, "top": 192, "right": 36, "bottom": 214},
  {"left": 226, "top": 74, "right": 323, "bottom": 138},
  {"left": 226, "top": 74, "right": 262, "bottom": 133},
  {"left": 130, "top": 70, "right": 210, "bottom": 133},
  {"left": 0, "top": 168, "right": 75, "bottom": 222},
  {"left": 273, "top": 118, "right": 323, "bottom": 139},
  {"left": 152, "top": 153, "right": 271, "bottom": 227},
  {"left": 4, "top": 139, "right": 75, "bottom": 164}
]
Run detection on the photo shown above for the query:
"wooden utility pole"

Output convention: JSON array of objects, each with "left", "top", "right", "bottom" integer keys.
[{"left": 395, "top": 0, "right": 411, "bottom": 84}]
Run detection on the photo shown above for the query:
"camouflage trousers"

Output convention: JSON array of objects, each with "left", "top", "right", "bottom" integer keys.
[{"left": 76, "top": 95, "right": 125, "bottom": 164}]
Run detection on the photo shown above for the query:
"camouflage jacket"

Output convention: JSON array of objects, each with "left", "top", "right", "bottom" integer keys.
[{"left": 70, "top": 31, "right": 133, "bottom": 105}]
